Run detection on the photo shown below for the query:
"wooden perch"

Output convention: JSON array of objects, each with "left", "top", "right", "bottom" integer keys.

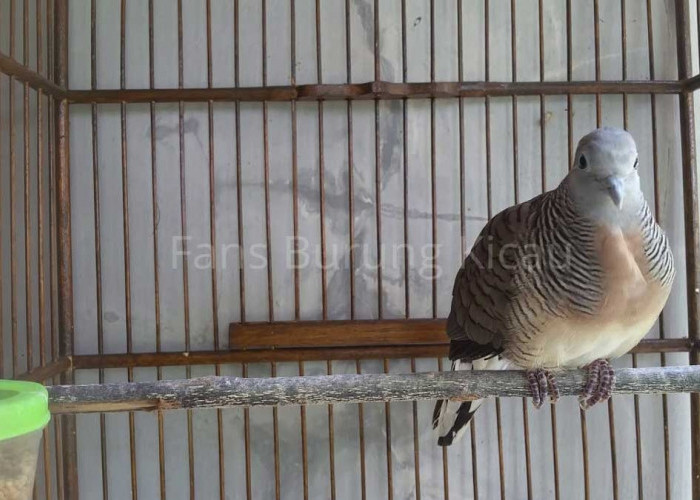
[{"left": 48, "top": 365, "right": 700, "bottom": 414}]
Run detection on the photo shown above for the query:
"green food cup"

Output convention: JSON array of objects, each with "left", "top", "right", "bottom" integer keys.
[{"left": 0, "top": 380, "right": 51, "bottom": 500}]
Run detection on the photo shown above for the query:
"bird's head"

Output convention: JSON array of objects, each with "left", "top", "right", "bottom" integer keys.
[{"left": 567, "top": 127, "right": 643, "bottom": 223}]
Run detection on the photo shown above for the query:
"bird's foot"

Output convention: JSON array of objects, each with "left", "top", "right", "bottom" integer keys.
[
  {"left": 527, "top": 369, "right": 559, "bottom": 409},
  {"left": 579, "top": 359, "right": 615, "bottom": 410}
]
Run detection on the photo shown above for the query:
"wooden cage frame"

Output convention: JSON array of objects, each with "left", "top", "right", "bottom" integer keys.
[{"left": 2, "top": 0, "right": 700, "bottom": 498}]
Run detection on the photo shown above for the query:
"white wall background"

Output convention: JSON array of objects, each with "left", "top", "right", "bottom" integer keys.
[{"left": 60, "top": 0, "right": 695, "bottom": 499}]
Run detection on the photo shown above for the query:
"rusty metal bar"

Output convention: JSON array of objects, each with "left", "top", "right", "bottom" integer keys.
[
  {"left": 68, "top": 346, "right": 447, "bottom": 369},
  {"left": 70, "top": 337, "right": 695, "bottom": 371},
  {"left": 346, "top": 0, "right": 355, "bottom": 323},
  {"left": 0, "top": 51, "right": 66, "bottom": 97},
  {"left": 437, "top": 358, "right": 449, "bottom": 500},
  {"left": 173, "top": 2, "right": 196, "bottom": 497},
  {"left": 37, "top": 0, "right": 47, "bottom": 373},
  {"left": 259, "top": 2, "right": 281, "bottom": 498},
  {"left": 299, "top": 363, "right": 309, "bottom": 500},
  {"left": 242, "top": 363, "right": 252, "bottom": 500},
  {"left": 23, "top": 0, "right": 34, "bottom": 374},
  {"left": 145, "top": 0, "right": 167, "bottom": 495},
  {"left": 373, "top": 0, "right": 383, "bottom": 323},
  {"left": 605, "top": 3, "right": 626, "bottom": 499},
  {"left": 117, "top": 0, "right": 139, "bottom": 495},
  {"left": 675, "top": 1, "right": 700, "bottom": 499},
  {"left": 410, "top": 359, "right": 420, "bottom": 500},
  {"left": 510, "top": 2, "right": 533, "bottom": 497},
  {"left": 0, "top": 75, "right": 3, "bottom": 380},
  {"left": 203, "top": 0, "right": 226, "bottom": 497},
  {"left": 15, "top": 356, "right": 71, "bottom": 382},
  {"left": 644, "top": 1, "right": 671, "bottom": 497},
  {"left": 371, "top": 2, "right": 392, "bottom": 496},
  {"left": 76, "top": 77, "right": 687, "bottom": 101},
  {"left": 231, "top": 2, "right": 252, "bottom": 498},
  {"left": 405, "top": 0, "right": 420, "bottom": 496},
  {"left": 272, "top": 362, "right": 281, "bottom": 500},
  {"left": 53, "top": 0, "right": 78, "bottom": 497},
  {"left": 10, "top": 0, "right": 18, "bottom": 379},
  {"left": 33, "top": 42, "right": 47, "bottom": 500},
  {"left": 88, "top": 1, "right": 109, "bottom": 496},
  {"left": 63, "top": 80, "right": 683, "bottom": 103},
  {"left": 316, "top": 0, "right": 328, "bottom": 327},
  {"left": 685, "top": 74, "right": 700, "bottom": 91},
  {"left": 564, "top": 4, "right": 590, "bottom": 495},
  {"left": 355, "top": 360, "right": 366, "bottom": 500},
  {"left": 538, "top": 2, "right": 559, "bottom": 497},
  {"left": 45, "top": 1, "right": 65, "bottom": 495},
  {"left": 288, "top": 1, "right": 307, "bottom": 498},
  {"left": 631, "top": 354, "right": 645, "bottom": 497}
]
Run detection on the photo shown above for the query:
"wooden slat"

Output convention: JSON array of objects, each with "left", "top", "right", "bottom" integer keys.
[
  {"left": 229, "top": 319, "right": 446, "bottom": 349},
  {"left": 230, "top": 319, "right": 693, "bottom": 351}
]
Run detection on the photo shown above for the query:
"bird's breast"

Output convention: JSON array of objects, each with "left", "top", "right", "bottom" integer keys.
[
  {"left": 595, "top": 225, "right": 668, "bottom": 321},
  {"left": 508, "top": 224, "right": 672, "bottom": 368}
]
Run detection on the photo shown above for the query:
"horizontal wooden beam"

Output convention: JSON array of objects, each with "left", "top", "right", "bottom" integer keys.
[
  {"left": 229, "top": 319, "right": 445, "bottom": 349},
  {"left": 48, "top": 365, "right": 700, "bottom": 414},
  {"left": 0, "top": 51, "right": 67, "bottom": 98},
  {"left": 16, "top": 357, "right": 72, "bottom": 382},
  {"left": 66, "top": 80, "right": 682, "bottom": 104},
  {"left": 230, "top": 318, "right": 692, "bottom": 350},
  {"left": 71, "top": 337, "right": 692, "bottom": 371}
]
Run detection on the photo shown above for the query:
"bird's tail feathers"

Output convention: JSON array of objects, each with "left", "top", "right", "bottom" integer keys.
[{"left": 432, "top": 356, "right": 509, "bottom": 446}]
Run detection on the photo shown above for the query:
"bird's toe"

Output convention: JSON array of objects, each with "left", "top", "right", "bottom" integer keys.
[
  {"left": 579, "top": 359, "right": 614, "bottom": 410},
  {"left": 528, "top": 369, "right": 552, "bottom": 409}
]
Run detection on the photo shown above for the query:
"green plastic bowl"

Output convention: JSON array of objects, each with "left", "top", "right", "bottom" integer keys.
[
  {"left": 0, "top": 380, "right": 50, "bottom": 442},
  {"left": 0, "top": 380, "right": 50, "bottom": 499}
]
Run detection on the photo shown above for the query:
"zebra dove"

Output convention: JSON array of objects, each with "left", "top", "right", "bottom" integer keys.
[{"left": 433, "top": 127, "right": 675, "bottom": 446}]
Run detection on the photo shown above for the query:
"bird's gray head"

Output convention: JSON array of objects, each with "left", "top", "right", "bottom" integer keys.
[{"left": 566, "top": 127, "right": 643, "bottom": 224}]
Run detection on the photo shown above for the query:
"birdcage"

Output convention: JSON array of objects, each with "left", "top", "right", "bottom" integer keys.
[{"left": 2, "top": 0, "right": 700, "bottom": 498}]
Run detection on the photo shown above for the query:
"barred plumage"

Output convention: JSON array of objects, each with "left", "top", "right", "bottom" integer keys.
[{"left": 434, "top": 127, "right": 675, "bottom": 446}]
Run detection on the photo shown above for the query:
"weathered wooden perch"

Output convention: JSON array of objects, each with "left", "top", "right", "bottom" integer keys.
[{"left": 48, "top": 365, "right": 700, "bottom": 414}]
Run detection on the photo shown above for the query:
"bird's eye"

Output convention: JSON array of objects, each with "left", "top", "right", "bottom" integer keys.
[
  {"left": 578, "top": 155, "right": 588, "bottom": 169},
  {"left": 633, "top": 157, "right": 639, "bottom": 169}
]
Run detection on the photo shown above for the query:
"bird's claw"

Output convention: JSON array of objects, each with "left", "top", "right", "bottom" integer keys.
[
  {"left": 527, "top": 369, "right": 559, "bottom": 409},
  {"left": 579, "top": 359, "right": 615, "bottom": 410}
]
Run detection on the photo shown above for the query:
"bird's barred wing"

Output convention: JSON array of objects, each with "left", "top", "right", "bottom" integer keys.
[{"left": 446, "top": 195, "right": 544, "bottom": 361}]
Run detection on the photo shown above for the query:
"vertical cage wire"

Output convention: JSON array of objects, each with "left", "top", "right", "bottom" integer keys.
[{"left": 0, "top": 0, "right": 63, "bottom": 497}]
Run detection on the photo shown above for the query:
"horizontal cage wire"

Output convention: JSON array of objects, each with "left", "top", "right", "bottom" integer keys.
[{"left": 1, "top": 0, "right": 700, "bottom": 499}]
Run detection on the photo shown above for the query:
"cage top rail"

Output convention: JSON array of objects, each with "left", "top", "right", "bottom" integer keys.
[
  {"left": 4, "top": 47, "right": 700, "bottom": 104},
  {"left": 66, "top": 79, "right": 685, "bottom": 103},
  {"left": 48, "top": 365, "right": 700, "bottom": 414}
]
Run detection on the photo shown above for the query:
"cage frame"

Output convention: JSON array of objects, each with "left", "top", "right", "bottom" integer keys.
[{"left": 1, "top": 0, "right": 700, "bottom": 498}]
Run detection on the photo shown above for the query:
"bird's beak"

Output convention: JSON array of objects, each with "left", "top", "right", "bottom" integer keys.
[{"left": 606, "top": 176, "right": 624, "bottom": 210}]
